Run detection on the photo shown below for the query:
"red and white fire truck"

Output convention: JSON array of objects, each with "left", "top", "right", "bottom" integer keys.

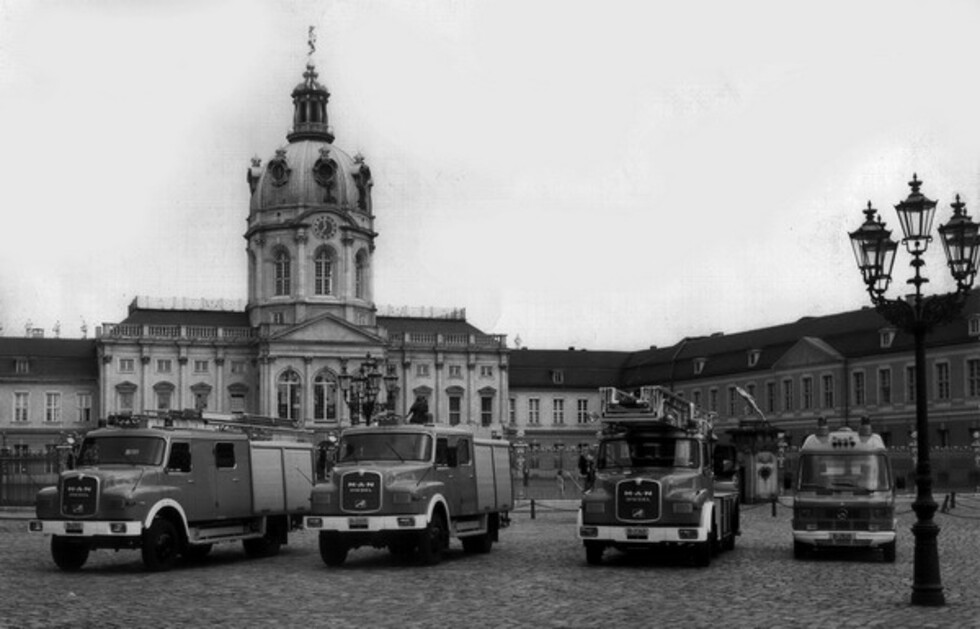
[
  {"left": 29, "top": 411, "right": 315, "bottom": 571},
  {"left": 578, "top": 386, "right": 740, "bottom": 566},
  {"left": 792, "top": 417, "right": 897, "bottom": 561}
]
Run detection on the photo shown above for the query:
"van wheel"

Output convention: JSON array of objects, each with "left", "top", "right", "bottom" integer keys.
[
  {"left": 319, "top": 532, "right": 348, "bottom": 567},
  {"left": 51, "top": 536, "right": 90, "bottom": 571},
  {"left": 882, "top": 541, "right": 896, "bottom": 563},
  {"left": 417, "top": 512, "right": 448, "bottom": 565},
  {"left": 142, "top": 518, "right": 181, "bottom": 572}
]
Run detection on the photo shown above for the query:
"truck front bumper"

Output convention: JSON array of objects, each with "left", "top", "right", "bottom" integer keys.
[
  {"left": 304, "top": 514, "right": 426, "bottom": 532},
  {"left": 793, "top": 530, "right": 895, "bottom": 547},
  {"left": 577, "top": 511, "right": 708, "bottom": 544},
  {"left": 28, "top": 519, "right": 143, "bottom": 537}
]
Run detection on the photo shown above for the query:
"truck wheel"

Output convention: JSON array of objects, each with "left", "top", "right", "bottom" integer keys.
[
  {"left": 319, "top": 532, "right": 348, "bottom": 567},
  {"left": 694, "top": 525, "right": 715, "bottom": 567},
  {"left": 462, "top": 532, "right": 493, "bottom": 554},
  {"left": 51, "top": 536, "right": 90, "bottom": 571},
  {"left": 882, "top": 541, "right": 896, "bottom": 563},
  {"left": 793, "top": 540, "right": 809, "bottom": 560},
  {"left": 244, "top": 516, "right": 284, "bottom": 558},
  {"left": 585, "top": 541, "right": 604, "bottom": 565},
  {"left": 142, "top": 518, "right": 181, "bottom": 572},
  {"left": 417, "top": 512, "right": 448, "bottom": 565}
]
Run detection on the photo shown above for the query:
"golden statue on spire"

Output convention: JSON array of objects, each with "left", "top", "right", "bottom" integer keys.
[{"left": 308, "top": 25, "right": 316, "bottom": 58}]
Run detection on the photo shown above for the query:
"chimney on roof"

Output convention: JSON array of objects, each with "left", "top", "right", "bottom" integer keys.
[{"left": 568, "top": 346, "right": 575, "bottom": 351}]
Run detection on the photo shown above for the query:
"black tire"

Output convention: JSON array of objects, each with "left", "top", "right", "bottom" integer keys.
[
  {"left": 51, "top": 536, "right": 90, "bottom": 571},
  {"left": 585, "top": 541, "right": 604, "bottom": 565},
  {"left": 183, "top": 543, "right": 213, "bottom": 563},
  {"left": 693, "top": 522, "right": 715, "bottom": 567},
  {"left": 417, "top": 512, "right": 448, "bottom": 566},
  {"left": 319, "top": 532, "right": 348, "bottom": 567},
  {"left": 793, "top": 540, "right": 809, "bottom": 560},
  {"left": 142, "top": 518, "right": 182, "bottom": 572},
  {"left": 461, "top": 532, "right": 493, "bottom": 554},
  {"left": 882, "top": 540, "right": 896, "bottom": 563}
]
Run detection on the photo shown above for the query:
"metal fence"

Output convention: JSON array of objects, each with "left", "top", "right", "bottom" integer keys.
[{"left": 0, "top": 453, "right": 60, "bottom": 507}]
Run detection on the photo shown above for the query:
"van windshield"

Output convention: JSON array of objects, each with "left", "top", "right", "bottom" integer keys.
[
  {"left": 338, "top": 433, "right": 433, "bottom": 463},
  {"left": 797, "top": 453, "right": 892, "bottom": 492},
  {"left": 77, "top": 436, "right": 167, "bottom": 466}
]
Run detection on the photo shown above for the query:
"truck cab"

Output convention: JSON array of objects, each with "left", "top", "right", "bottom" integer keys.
[
  {"left": 578, "top": 387, "right": 740, "bottom": 566},
  {"left": 305, "top": 422, "right": 513, "bottom": 566},
  {"left": 792, "top": 417, "right": 896, "bottom": 561}
]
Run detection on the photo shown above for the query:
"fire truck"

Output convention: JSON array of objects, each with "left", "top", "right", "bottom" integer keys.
[
  {"left": 29, "top": 411, "right": 315, "bottom": 572},
  {"left": 578, "top": 386, "right": 740, "bottom": 566},
  {"left": 792, "top": 417, "right": 896, "bottom": 562},
  {"left": 304, "top": 420, "right": 513, "bottom": 566}
]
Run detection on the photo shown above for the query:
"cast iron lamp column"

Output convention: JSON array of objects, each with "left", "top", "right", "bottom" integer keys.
[
  {"left": 338, "top": 355, "right": 384, "bottom": 426},
  {"left": 849, "top": 174, "right": 980, "bottom": 607}
]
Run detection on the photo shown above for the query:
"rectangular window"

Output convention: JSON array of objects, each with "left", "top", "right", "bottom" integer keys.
[
  {"left": 576, "top": 399, "right": 589, "bottom": 424},
  {"left": 45, "top": 393, "right": 61, "bottom": 423},
  {"left": 528, "top": 398, "right": 540, "bottom": 425},
  {"left": 15, "top": 358, "right": 29, "bottom": 374},
  {"left": 76, "top": 393, "right": 92, "bottom": 423},
  {"left": 230, "top": 392, "right": 246, "bottom": 413},
  {"left": 449, "top": 364, "right": 462, "bottom": 378},
  {"left": 448, "top": 396, "right": 462, "bottom": 426},
  {"left": 802, "top": 376, "right": 813, "bottom": 410},
  {"left": 551, "top": 370, "right": 564, "bottom": 384},
  {"left": 822, "top": 374, "right": 834, "bottom": 408},
  {"left": 969, "top": 359, "right": 980, "bottom": 397},
  {"left": 194, "top": 360, "right": 209, "bottom": 373},
  {"left": 879, "top": 368, "right": 892, "bottom": 405},
  {"left": 692, "top": 390, "right": 702, "bottom": 407},
  {"left": 272, "top": 311, "right": 285, "bottom": 325},
  {"left": 553, "top": 399, "right": 565, "bottom": 425},
  {"left": 416, "top": 363, "right": 430, "bottom": 377},
  {"left": 480, "top": 365, "right": 494, "bottom": 377},
  {"left": 119, "top": 391, "right": 134, "bottom": 412},
  {"left": 709, "top": 388, "right": 718, "bottom": 413},
  {"left": 157, "top": 390, "right": 172, "bottom": 411},
  {"left": 215, "top": 443, "right": 236, "bottom": 469},
  {"left": 782, "top": 379, "right": 794, "bottom": 412},
  {"left": 14, "top": 392, "right": 29, "bottom": 422},
  {"left": 766, "top": 382, "right": 776, "bottom": 414},
  {"left": 119, "top": 358, "right": 135, "bottom": 372},
  {"left": 230, "top": 360, "right": 246, "bottom": 374},
  {"left": 852, "top": 372, "right": 865, "bottom": 406},
  {"left": 480, "top": 396, "right": 493, "bottom": 427},
  {"left": 157, "top": 359, "right": 172, "bottom": 373},
  {"left": 906, "top": 365, "right": 916, "bottom": 403},
  {"left": 509, "top": 398, "right": 516, "bottom": 424},
  {"left": 194, "top": 392, "right": 208, "bottom": 411},
  {"left": 936, "top": 362, "right": 950, "bottom": 400},
  {"left": 727, "top": 387, "right": 737, "bottom": 416}
]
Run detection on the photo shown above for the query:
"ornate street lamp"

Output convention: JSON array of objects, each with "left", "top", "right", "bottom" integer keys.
[
  {"left": 338, "top": 355, "right": 389, "bottom": 426},
  {"left": 849, "top": 174, "right": 980, "bottom": 607}
]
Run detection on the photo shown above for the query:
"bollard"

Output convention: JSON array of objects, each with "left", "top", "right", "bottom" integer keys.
[
  {"left": 940, "top": 494, "right": 949, "bottom": 513},
  {"left": 771, "top": 496, "right": 777, "bottom": 517},
  {"left": 951, "top": 491, "right": 956, "bottom": 510},
  {"left": 530, "top": 499, "right": 536, "bottom": 520}
]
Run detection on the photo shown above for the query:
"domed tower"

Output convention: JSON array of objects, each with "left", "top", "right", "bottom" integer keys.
[{"left": 245, "top": 62, "right": 377, "bottom": 330}]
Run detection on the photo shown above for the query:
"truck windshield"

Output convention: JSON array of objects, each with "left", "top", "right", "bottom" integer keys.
[
  {"left": 338, "top": 433, "right": 433, "bottom": 463},
  {"left": 597, "top": 437, "right": 700, "bottom": 469},
  {"left": 797, "top": 453, "right": 891, "bottom": 492},
  {"left": 77, "top": 436, "right": 166, "bottom": 466}
]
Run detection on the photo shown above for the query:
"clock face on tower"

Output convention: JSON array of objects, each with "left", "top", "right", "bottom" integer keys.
[{"left": 311, "top": 215, "right": 336, "bottom": 240}]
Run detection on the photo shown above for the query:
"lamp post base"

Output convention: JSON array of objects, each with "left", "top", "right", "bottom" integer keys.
[{"left": 909, "top": 498, "right": 945, "bottom": 607}]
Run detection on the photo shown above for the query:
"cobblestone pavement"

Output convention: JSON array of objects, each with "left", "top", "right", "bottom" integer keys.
[{"left": 2, "top": 494, "right": 980, "bottom": 628}]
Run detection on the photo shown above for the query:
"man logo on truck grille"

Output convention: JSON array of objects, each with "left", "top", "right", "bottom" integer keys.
[
  {"left": 355, "top": 499, "right": 367, "bottom": 509},
  {"left": 632, "top": 508, "right": 645, "bottom": 518},
  {"left": 837, "top": 508, "right": 849, "bottom": 520}
]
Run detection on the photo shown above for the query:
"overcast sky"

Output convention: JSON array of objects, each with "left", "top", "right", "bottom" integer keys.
[{"left": 3, "top": 0, "right": 980, "bottom": 350}]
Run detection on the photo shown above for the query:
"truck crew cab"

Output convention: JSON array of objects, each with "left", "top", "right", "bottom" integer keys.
[
  {"left": 29, "top": 411, "right": 315, "bottom": 571},
  {"left": 792, "top": 417, "right": 897, "bottom": 561},
  {"left": 578, "top": 386, "right": 740, "bottom": 567},
  {"left": 305, "top": 421, "right": 513, "bottom": 566}
]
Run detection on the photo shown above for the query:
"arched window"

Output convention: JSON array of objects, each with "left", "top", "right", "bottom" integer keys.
[
  {"left": 277, "top": 370, "right": 301, "bottom": 420},
  {"left": 274, "top": 249, "right": 291, "bottom": 296},
  {"left": 314, "top": 247, "right": 334, "bottom": 296},
  {"left": 313, "top": 372, "right": 338, "bottom": 421},
  {"left": 355, "top": 249, "right": 367, "bottom": 299}
]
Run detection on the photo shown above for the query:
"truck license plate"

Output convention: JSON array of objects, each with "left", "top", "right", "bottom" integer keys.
[
  {"left": 64, "top": 522, "right": 83, "bottom": 534},
  {"left": 831, "top": 532, "right": 855, "bottom": 544},
  {"left": 626, "top": 527, "right": 648, "bottom": 540},
  {"left": 348, "top": 517, "right": 368, "bottom": 530}
]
